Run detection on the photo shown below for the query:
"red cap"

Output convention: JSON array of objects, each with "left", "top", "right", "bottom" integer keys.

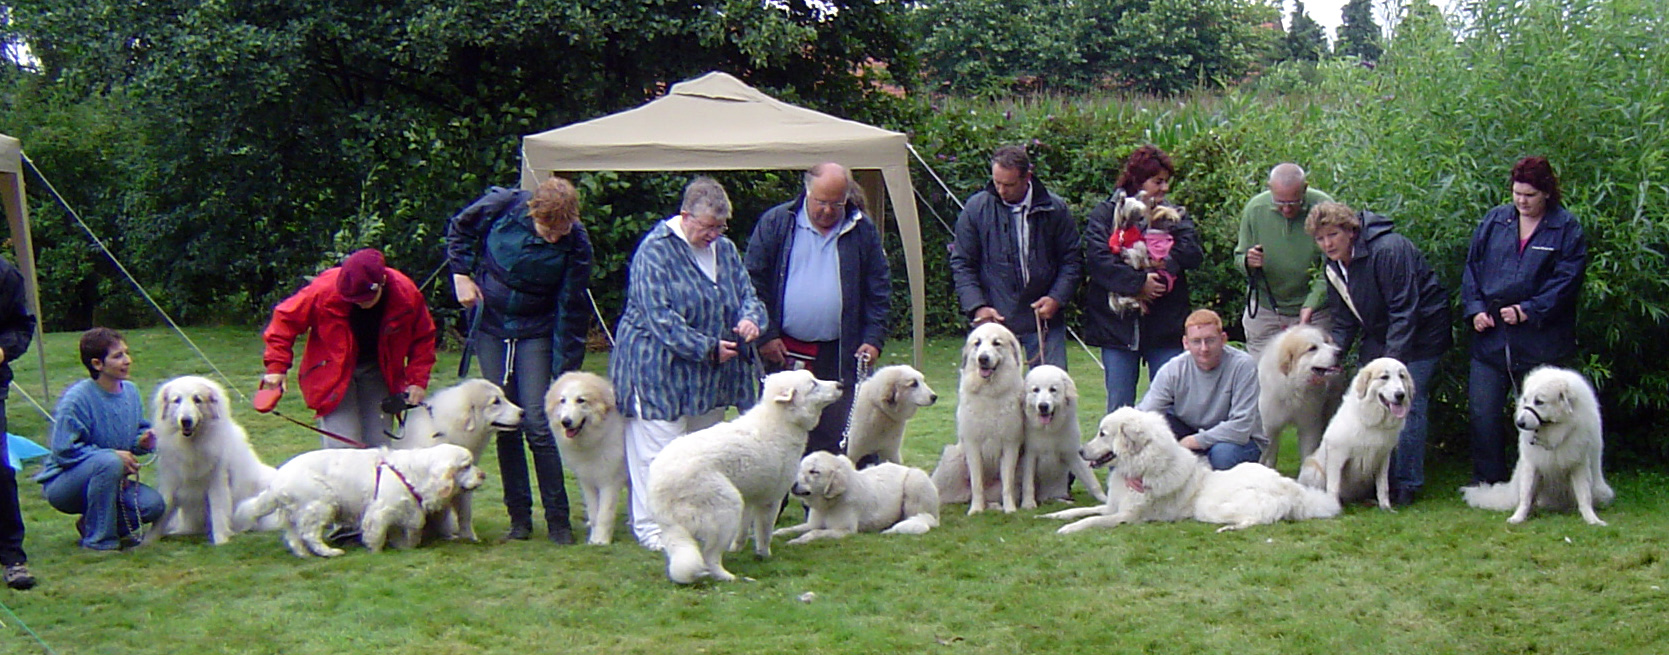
[{"left": 337, "top": 249, "right": 387, "bottom": 304}]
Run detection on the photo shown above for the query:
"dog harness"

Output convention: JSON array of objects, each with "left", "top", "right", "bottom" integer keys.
[{"left": 375, "top": 460, "right": 424, "bottom": 506}]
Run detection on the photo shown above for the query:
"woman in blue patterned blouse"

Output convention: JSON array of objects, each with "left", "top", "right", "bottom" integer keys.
[{"left": 611, "top": 176, "right": 766, "bottom": 550}]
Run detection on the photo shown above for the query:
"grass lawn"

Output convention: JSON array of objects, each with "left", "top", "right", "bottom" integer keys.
[{"left": 1, "top": 326, "right": 1665, "bottom": 654}]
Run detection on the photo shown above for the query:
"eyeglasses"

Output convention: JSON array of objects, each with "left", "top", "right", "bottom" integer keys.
[
  {"left": 1272, "top": 198, "right": 1306, "bottom": 208},
  {"left": 688, "top": 219, "right": 728, "bottom": 235}
]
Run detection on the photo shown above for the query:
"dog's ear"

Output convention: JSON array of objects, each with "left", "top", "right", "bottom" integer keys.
[
  {"left": 961, "top": 335, "right": 975, "bottom": 372},
  {"left": 1557, "top": 386, "right": 1574, "bottom": 417},
  {"left": 822, "top": 465, "right": 848, "bottom": 499},
  {"left": 883, "top": 378, "right": 899, "bottom": 406},
  {"left": 1353, "top": 367, "right": 1373, "bottom": 398},
  {"left": 1279, "top": 341, "right": 1297, "bottom": 376},
  {"left": 1119, "top": 422, "right": 1145, "bottom": 455},
  {"left": 205, "top": 390, "right": 222, "bottom": 420},
  {"left": 772, "top": 383, "right": 799, "bottom": 404},
  {"left": 1007, "top": 337, "right": 1023, "bottom": 368}
]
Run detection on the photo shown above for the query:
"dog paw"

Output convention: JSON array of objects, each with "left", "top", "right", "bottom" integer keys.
[
  {"left": 1585, "top": 517, "right": 1609, "bottom": 526},
  {"left": 966, "top": 505, "right": 984, "bottom": 516},
  {"left": 1506, "top": 513, "right": 1528, "bottom": 524}
]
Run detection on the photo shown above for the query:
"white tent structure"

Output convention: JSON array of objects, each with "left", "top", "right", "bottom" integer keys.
[
  {"left": 520, "top": 72, "right": 926, "bottom": 367},
  {"left": 0, "top": 134, "right": 51, "bottom": 394}
]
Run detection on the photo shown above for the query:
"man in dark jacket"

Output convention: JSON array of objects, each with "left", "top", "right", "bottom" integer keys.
[
  {"left": 0, "top": 256, "right": 35, "bottom": 588},
  {"left": 746, "top": 163, "right": 891, "bottom": 457},
  {"left": 950, "top": 146, "right": 1082, "bottom": 368},
  {"left": 1310, "top": 202, "right": 1452, "bottom": 506}
]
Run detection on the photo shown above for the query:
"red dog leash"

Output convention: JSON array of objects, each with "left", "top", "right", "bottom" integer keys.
[{"left": 374, "top": 460, "right": 423, "bottom": 505}]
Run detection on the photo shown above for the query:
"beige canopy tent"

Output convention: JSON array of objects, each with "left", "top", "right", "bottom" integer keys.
[
  {"left": 520, "top": 72, "right": 926, "bottom": 367},
  {"left": 0, "top": 134, "right": 51, "bottom": 395}
]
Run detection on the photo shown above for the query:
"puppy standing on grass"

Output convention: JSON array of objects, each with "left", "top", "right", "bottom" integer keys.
[
  {"left": 841, "top": 365, "right": 937, "bottom": 466},
  {"left": 774, "top": 452, "right": 939, "bottom": 543},
  {"left": 1021, "top": 365, "right": 1106, "bottom": 508},
  {"left": 1297, "top": 358, "right": 1412, "bottom": 510},
  {"left": 955, "top": 322, "right": 1026, "bottom": 514},
  {"left": 545, "top": 371, "right": 628, "bottom": 544},
  {"left": 390, "top": 378, "right": 523, "bottom": 541},
  {"left": 1461, "top": 366, "right": 1612, "bottom": 525}
]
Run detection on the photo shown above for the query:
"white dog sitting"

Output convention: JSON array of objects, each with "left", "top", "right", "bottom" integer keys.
[
  {"left": 148, "top": 375, "right": 278, "bottom": 545},
  {"left": 841, "top": 365, "right": 938, "bottom": 466},
  {"left": 1021, "top": 365, "right": 1106, "bottom": 508},
  {"left": 648, "top": 370, "right": 843, "bottom": 584},
  {"left": 545, "top": 371, "right": 627, "bottom": 544},
  {"left": 392, "top": 378, "right": 522, "bottom": 541},
  {"left": 1462, "top": 366, "right": 1613, "bottom": 525},
  {"left": 235, "top": 444, "right": 485, "bottom": 557},
  {"left": 952, "top": 322, "right": 1026, "bottom": 514},
  {"left": 775, "top": 451, "right": 940, "bottom": 544},
  {"left": 1297, "top": 358, "right": 1412, "bottom": 510}
]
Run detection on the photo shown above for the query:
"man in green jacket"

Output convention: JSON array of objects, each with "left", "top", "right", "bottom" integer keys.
[{"left": 1234, "top": 163, "right": 1335, "bottom": 362}]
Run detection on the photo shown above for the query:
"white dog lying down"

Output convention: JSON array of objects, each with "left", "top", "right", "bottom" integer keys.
[
  {"left": 1462, "top": 366, "right": 1613, "bottom": 525},
  {"left": 774, "top": 452, "right": 940, "bottom": 544},
  {"left": 235, "top": 444, "right": 485, "bottom": 557},
  {"left": 1257, "top": 325, "right": 1344, "bottom": 469},
  {"left": 1297, "top": 357, "right": 1412, "bottom": 510},
  {"left": 546, "top": 371, "right": 628, "bottom": 544},
  {"left": 841, "top": 365, "right": 938, "bottom": 466},
  {"left": 953, "top": 322, "right": 1026, "bottom": 514},
  {"left": 1021, "top": 366, "right": 1106, "bottom": 509},
  {"left": 1043, "top": 408, "right": 1339, "bottom": 533},
  {"left": 392, "top": 378, "right": 522, "bottom": 541},
  {"left": 148, "top": 375, "right": 278, "bottom": 545},
  {"left": 648, "top": 370, "right": 843, "bottom": 584}
]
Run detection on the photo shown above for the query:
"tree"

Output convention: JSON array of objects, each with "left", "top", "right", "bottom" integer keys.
[
  {"left": 1283, "top": 0, "right": 1329, "bottom": 62},
  {"left": 1336, "top": 0, "right": 1384, "bottom": 63}
]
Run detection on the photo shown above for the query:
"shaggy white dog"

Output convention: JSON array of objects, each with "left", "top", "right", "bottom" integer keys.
[
  {"left": 234, "top": 444, "right": 485, "bottom": 557},
  {"left": 1020, "top": 365, "right": 1106, "bottom": 509},
  {"left": 147, "top": 375, "right": 278, "bottom": 545},
  {"left": 1462, "top": 367, "right": 1613, "bottom": 525},
  {"left": 774, "top": 451, "right": 940, "bottom": 543},
  {"left": 1297, "top": 358, "right": 1412, "bottom": 510},
  {"left": 545, "top": 371, "right": 627, "bottom": 544},
  {"left": 648, "top": 370, "right": 843, "bottom": 584},
  {"left": 1043, "top": 408, "right": 1339, "bottom": 533},
  {"left": 952, "top": 322, "right": 1026, "bottom": 514},
  {"left": 1256, "top": 325, "right": 1344, "bottom": 468},
  {"left": 392, "top": 378, "right": 522, "bottom": 541},
  {"left": 841, "top": 365, "right": 938, "bottom": 466}
]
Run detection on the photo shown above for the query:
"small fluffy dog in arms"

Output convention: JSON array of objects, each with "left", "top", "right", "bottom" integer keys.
[
  {"left": 774, "top": 451, "right": 939, "bottom": 543},
  {"left": 545, "top": 371, "right": 628, "bottom": 544},
  {"left": 841, "top": 365, "right": 938, "bottom": 466},
  {"left": 1297, "top": 358, "right": 1412, "bottom": 510},
  {"left": 952, "top": 322, "right": 1026, "bottom": 514},
  {"left": 148, "top": 375, "right": 278, "bottom": 545},
  {"left": 1043, "top": 408, "right": 1339, "bottom": 533},
  {"left": 1104, "top": 191, "right": 1181, "bottom": 316},
  {"left": 392, "top": 378, "right": 523, "bottom": 541},
  {"left": 647, "top": 370, "right": 843, "bottom": 584},
  {"left": 1462, "top": 366, "right": 1613, "bottom": 525},
  {"left": 1257, "top": 325, "right": 1345, "bottom": 469},
  {"left": 235, "top": 444, "right": 485, "bottom": 557},
  {"left": 1020, "top": 365, "right": 1106, "bottom": 508}
]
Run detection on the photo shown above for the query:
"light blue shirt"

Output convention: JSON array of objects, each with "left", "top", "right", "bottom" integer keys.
[{"left": 780, "top": 204, "right": 844, "bottom": 342}]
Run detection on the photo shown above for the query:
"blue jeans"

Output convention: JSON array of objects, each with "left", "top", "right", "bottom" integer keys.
[
  {"left": 476, "top": 336, "right": 572, "bottom": 530},
  {"left": 1391, "top": 357, "right": 1440, "bottom": 493},
  {"left": 42, "top": 450, "right": 164, "bottom": 550},
  {"left": 1467, "top": 358, "right": 1518, "bottom": 484},
  {"left": 1102, "top": 346, "right": 1184, "bottom": 413},
  {"left": 1018, "top": 326, "right": 1068, "bottom": 371},
  {"left": 1205, "top": 440, "right": 1263, "bottom": 471}
]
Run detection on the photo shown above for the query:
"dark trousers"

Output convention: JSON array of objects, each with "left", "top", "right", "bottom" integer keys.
[
  {"left": 773, "top": 340, "right": 855, "bottom": 457},
  {"left": 0, "top": 400, "right": 25, "bottom": 565},
  {"left": 1469, "top": 358, "right": 1524, "bottom": 485},
  {"left": 476, "top": 336, "right": 571, "bottom": 530}
]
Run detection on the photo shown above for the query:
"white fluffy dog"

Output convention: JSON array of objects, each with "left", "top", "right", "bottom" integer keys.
[
  {"left": 1021, "top": 365, "right": 1106, "bottom": 509},
  {"left": 841, "top": 365, "right": 938, "bottom": 466},
  {"left": 954, "top": 322, "right": 1026, "bottom": 514},
  {"left": 1297, "top": 358, "right": 1412, "bottom": 510},
  {"left": 235, "top": 444, "right": 485, "bottom": 557},
  {"left": 1462, "top": 367, "right": 1613, "bottom": 525},
  {"left": 1257, "top": 325, "right": 1344, "bottom": 469},
  {"left": 148, "top": 376, "right": 278, "bottom": 545},
  {"left": 648, "top": 370, "right": 843, "bottom": 584},
  {"left": 393, "top": 378, "right": 522, "bottom": 541},
  {"left": 1043, "top": 408, "right": 1339, "bottom": 533},
  {"left": 774, "top": 451, "right": 940, "bottom": 543},
  {"left": 545, "top": 371, "right": 627, "bottom": 544}
]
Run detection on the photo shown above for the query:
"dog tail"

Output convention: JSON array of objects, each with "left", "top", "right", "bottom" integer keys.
[
  {"left": 882, "top": 513, "right": 939, "bottom": 535},
  {"left": 1461, "top": 481, "right": 1520, "bottom": 511},
  {"left": 1296, "top": 456, "right": 1325, "bottom": 490},
  {"left": 661, "top": 525, "right": 708, "bottom": 585},
  {"left": 1291, "top": 485, "right": 1342, "bottom": 520},
  {"left": 234, "top": 489, "right": 281, "bottom": 531}
]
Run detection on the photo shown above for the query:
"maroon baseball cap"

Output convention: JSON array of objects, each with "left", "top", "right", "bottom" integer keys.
[{"left": 337, "top": 249, "right": 387, "bottom": 303}]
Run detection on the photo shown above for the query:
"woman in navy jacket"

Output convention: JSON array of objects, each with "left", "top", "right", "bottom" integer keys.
[{"left": 1460, "top": 157, "right": 1586, "bottom": 484}]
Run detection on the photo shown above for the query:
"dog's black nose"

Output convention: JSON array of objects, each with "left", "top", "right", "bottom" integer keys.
[
  {"left": 1394, "top": 391, "right": 1407, "bottom": 403},
  {"left": 978, "top": 354, "right": 993, "bottom": 367},
  {"left": 1038, "top": 402, "right": 1052, "bottom": 414},
  {"left": 561, "top": 417, "right": 574, "bottom": 429},
  {"left": 928, "top": 393, "right": 939, "bottom": 403}
]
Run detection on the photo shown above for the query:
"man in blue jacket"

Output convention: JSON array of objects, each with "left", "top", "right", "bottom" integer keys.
[
  {"left": 950, "top": 146, "right": 1081, "bottom": 368},
  {"left": 745, "top": 163, "right": 891, "bottom": 457}
]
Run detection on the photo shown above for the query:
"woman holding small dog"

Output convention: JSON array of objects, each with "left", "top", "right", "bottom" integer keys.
[
  {"left": 1081, "top": 145, "right": 1204, "bottom": 412},
  {"left": 1461, "top": 157, "right": 1586, "bottom": 485}
]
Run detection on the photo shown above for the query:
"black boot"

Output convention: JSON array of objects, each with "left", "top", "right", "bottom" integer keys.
[
  {"left": 502, "top": 522, "right": 532, "bottom": 541},
  {"left": 529, "top": 438, "right": 575, "bottom": 545},
  {"left": 548, "top": 521, "right": 575, "bottom": 545}
]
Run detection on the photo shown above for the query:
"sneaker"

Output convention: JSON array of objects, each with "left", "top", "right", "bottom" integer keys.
[{"left": 4, "top": 564, "right": 36, "bottom": 590}]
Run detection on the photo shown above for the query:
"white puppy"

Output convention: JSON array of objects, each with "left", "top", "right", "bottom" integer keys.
[
  {"left": 774, "top": 451, "right": 940, "bottom": 543},
  {"left": 235, "top": 444, "right": 485, "bottom": 557},
  {"left": 648, "top": 370, "right": 843, "bottom": 584},
  {"left": 1256, "top": 325, "right": 1344, "bottom": 468},
  {"left": 1043, "top": 408, "right": 1339, "bottom": 533},
  {"left": 954, "top": 322, "right": 1026, "bottom": 514},
  {"left": 148, "top": 376, "right": 278, "bottom": 545},
  {"left": 545, "top": 371, "right": 628, "bottom": 544},
  {"left": 1462, "top": 367, "right": 1613, "bottom": 525},
  {"left": 393, "top": 378, "right": 522, "bottom": 541},
  {"left": 1020, "top": 365, "right": 1106, "bottom": 508},
  {"left": 841, "top": 365, "right": 938, "bottom": 466},
  {"left": 1297, "top": 358, "right": 1412, "bottom": 510}
]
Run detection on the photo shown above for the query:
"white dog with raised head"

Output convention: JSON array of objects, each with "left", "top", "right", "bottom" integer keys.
[
  {"left": 1462, "top": 367, "right": 1612, "bottom": 525},
  {"left": 774, "top": 451, "right": 939, "bottom": 543},
  {"left": 952, "top": 322, "right": 1026, "bottom": 514},
  {"left": 391, "top": 378, "right": 522, "bottom": 541},
  {"left": 841, "top": 365, "right": 938, "bottom": 466},
  {"left": 1297, "top": 358, "right": 1412, "bottom": 510},
  {"left": 1021, "top": 365, "right": 1106, "bottom": 508},
  {"left": 148, "top": 375, "right": 278, "bottom": 545},
  {"left": 234, "top": 444, "right": 485, "bottom": 557},
  {"left": 1257, "top": 325, "right": 1344, "bottom": 468},
  {"left": 648, "top": 370, "right": 843, "bottom": 584},
  {"left": 545, "top": 371, "right": 627, "bottom": 544}
]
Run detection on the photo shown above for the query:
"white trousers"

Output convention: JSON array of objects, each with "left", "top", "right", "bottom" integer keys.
[{"left": 624, "top": 405, "right": 725, "bottom": 549}]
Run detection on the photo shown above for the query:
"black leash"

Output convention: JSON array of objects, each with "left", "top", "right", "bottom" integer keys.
[{"left": 1245, "top": 268, "right": 1276, "bottom": 320}]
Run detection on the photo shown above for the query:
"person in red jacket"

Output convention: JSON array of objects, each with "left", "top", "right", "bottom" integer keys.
[{"left": 260, "top": 249, "right": 437, "bottom": 448}]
